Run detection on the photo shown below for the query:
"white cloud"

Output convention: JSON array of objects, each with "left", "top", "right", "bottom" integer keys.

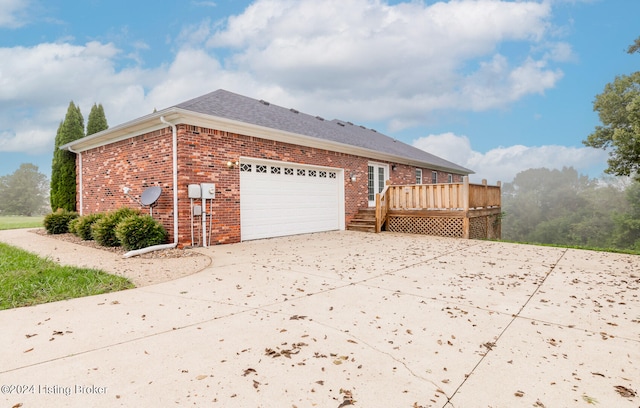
[
  {"left": 201, "top": 0, "right": 562, "bottom": 122},
  {"left": 0, "top": 0, "right": 30, "bottom": 28},
  {"left": 412, "top": 133, "right": 608, "bottom": 184},
  {"left": 0, "top": 41, "right": 158, "bottom": 153},
  {"left": 0, "top": 0, "right": 576, "bottom": 159}
]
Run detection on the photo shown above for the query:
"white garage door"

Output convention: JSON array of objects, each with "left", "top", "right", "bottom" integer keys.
[{"left": 240, "top": 158, "right": 344, "bottom": 241}]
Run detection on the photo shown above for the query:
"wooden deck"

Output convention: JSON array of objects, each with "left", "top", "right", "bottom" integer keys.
[{"left": 375, "top": 177, "right": 501, "bottom": 239}]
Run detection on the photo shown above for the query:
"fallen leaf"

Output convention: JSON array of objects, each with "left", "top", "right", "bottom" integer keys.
[
  {"left": 25, "top": 334, "right": 37, "bottom": 338},
  {"left": 23, "top": 348, "right": 34, "bottom": 353},
  {"left": 514, "top": 390, "right": 524, "bottom": 397},
  {"left": 196, "top": 375, "right": 207, "bottom": 380},
  {"left": 242, "top": 368, "right": 257, "bottom": 377},
  {"left": 614, "top": 385, "right": 636, "bottom": 398}
]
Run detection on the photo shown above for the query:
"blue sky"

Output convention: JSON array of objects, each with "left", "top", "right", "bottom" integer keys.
[{"left": 1, "top": 0, "right": 638, "bottom": 183}]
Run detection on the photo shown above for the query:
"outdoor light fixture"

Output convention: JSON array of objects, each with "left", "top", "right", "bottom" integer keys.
[
  {"left": 227, "top": 160, "right": 239, "bottom": 169},
  {"left": 392, "top": 164, "right": 397, "bottom": 171},
  {"left": 350, "top": 173, "right": 357, "bottom": 182},
  {"left": 123, "top": 186, "right": 131, "bottom": 194}
]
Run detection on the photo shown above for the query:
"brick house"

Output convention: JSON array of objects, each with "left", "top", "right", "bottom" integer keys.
[{"left": 61, "top": 89, "right": 472, "bottom": 246}]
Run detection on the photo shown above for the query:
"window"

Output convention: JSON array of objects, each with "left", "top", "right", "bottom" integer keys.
[
  {"left": 448, "top": 174, "right": 453, "bottom": 183},
  {"left": 256, "top": 165, "right": 267, "bottom": 173},
  {"left": 297, "top": 169, "right": 306, "bottom": 176},
  {"left": 319, "top": 171, "right": 327, "bottom": 178},
  {"left": 284, "top": 168, "right": 294, "bottom": 175},
  {"left": 431, "top": 171, "right": 438, "bottom": 184},
  {"left": 368, "top": 166, "right": 374, "bottom": 202},
  {"left": 416, "top": 169, "right": 422, "bottom": 184},
  {"left": 329, "top": 172, "right": 337, "bottom": 179},
  {"left": 271, "top": 166, "right": 281, "bottom": 174},
  {"left": 308, "top": 170, "right": 317, "bottom": 177},
  {"left": 240, "top": 163, "right": 252, "bottom": 172}
]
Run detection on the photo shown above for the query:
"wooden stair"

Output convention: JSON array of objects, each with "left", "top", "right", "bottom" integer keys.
[{"left": 346, "top": 208, "right": 376, "bottom": 233}]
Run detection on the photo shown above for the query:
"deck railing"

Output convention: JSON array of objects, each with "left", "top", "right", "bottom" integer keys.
[
  {"left": 375, "top": 177, "right": 501, "bottom": 238},
  {"left": 378, "top": 177, "right": 500, "bottom": 212}
]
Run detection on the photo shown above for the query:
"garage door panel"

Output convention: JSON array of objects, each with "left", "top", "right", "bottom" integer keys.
[{"left": 240, "top": 159, "right": 343, "bottom": 241}]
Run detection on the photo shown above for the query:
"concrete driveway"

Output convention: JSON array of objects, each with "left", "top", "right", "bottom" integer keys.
[{"left": 0, "top": 230, "right": 638, "bottom": 407}]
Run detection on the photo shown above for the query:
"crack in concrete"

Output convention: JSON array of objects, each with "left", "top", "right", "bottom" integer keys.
[{"left": 442, "top": 247, "right": 569, "bottom": 406}]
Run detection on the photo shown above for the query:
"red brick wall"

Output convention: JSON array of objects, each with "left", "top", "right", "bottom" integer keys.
[{"left": 77, "top": 123, "right": 466, "bottom": 245}]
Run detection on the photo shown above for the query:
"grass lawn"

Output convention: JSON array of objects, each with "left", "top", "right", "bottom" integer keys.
[
  {"left": 0, "top": 242, "right": 134, "bottom": 310},
  {"left": 0, "top": 216, "right": 44, "bottom": 230}
]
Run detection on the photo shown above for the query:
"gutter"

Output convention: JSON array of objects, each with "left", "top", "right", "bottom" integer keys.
[{"left": 160, "top": 116, "right": 179, "bottom": 245}]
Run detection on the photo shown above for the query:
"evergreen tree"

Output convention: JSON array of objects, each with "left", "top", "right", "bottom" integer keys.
[
  {"left": 50, "top": 102, "right": 84, "bottom": 211},
  {"left": 86, "top": 103, "right": 108, "bottom": 136}
]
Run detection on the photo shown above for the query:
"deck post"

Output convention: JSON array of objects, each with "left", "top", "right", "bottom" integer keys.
[
  {"left": 462, "top": 176, "right": 470, "bottom": 239},
  {"left": 482, "top": 179, "right": 488, "bottom": 208},
  {"left": 375, "top": 193, "right": 381, "bottom": 233}
]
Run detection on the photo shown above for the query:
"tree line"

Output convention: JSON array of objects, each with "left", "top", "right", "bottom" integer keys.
[{"left": 502, "top": 167, "right": 640, "bottom": 251}]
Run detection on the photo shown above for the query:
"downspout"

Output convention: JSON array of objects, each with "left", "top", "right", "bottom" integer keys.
[
  {"left": 67, "top": 147, "right": 83, "bottom": 215},
  {"left": 160, "top": 116, "right": 179, "bottom": 245}
]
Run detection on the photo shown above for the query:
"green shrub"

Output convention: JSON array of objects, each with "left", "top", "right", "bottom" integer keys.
[
  {"left": 115, "top": 214, "right": 168, "bottom": 251},
  {"left": 68, "top": 217, "right": 81, "bottom": 235},
  {"left": 43, "top": 209, "right": 79, "bottom": 234},
  {"left": 92, "top": 207, "right": 140, "bottom": 247},
  {"left": 74, "top": 213, "right": 104, "bottom": 240}
]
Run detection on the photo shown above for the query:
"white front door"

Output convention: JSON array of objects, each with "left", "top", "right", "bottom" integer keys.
[{"left": 368, "top": 163, "right": 389, "bottom": 207}]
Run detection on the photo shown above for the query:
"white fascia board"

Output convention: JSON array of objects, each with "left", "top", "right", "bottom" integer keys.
[
  {"left": 60, "top": 108, "right": 472, "bottom": 174},
  {"left": 59, "top": 109, "right": 180, "bottom": 152}
]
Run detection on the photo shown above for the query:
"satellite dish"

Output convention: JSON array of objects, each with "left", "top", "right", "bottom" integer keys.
[{"left": 140, "top": 187, "right": 162, "bottom": 215}]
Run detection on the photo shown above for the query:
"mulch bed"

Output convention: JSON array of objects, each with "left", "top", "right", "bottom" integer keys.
[{"left": 32, "top": 229, "right": 199, "bottom": 259}]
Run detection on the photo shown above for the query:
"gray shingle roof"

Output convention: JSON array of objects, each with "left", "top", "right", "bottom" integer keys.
[{"left": 175, "top": 89, "right": 472, "bottom": 174}]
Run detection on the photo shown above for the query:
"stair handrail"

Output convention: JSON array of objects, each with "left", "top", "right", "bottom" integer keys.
[{"left": 375, "top": 182, "right": 391, "bottom": 233}]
